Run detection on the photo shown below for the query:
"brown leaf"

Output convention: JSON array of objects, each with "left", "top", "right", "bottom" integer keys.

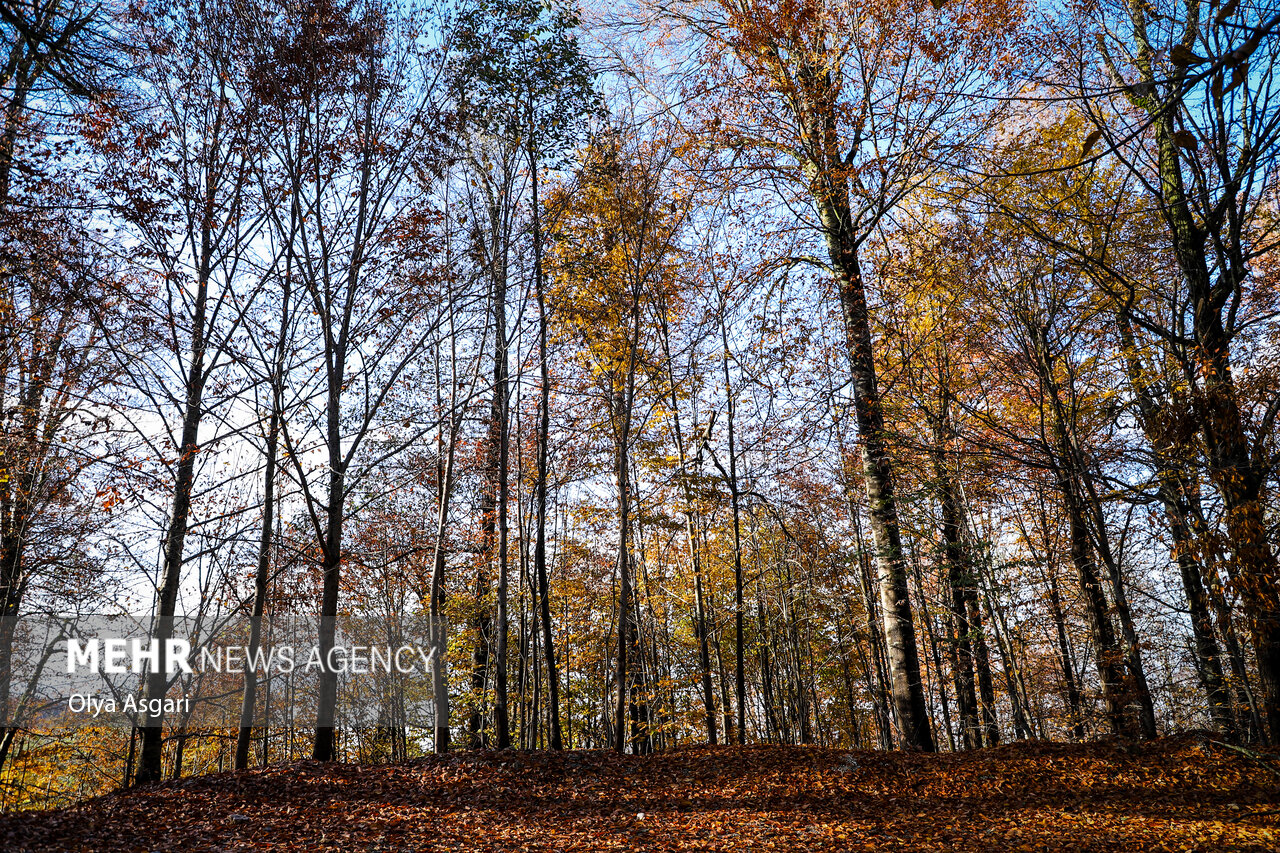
[
  {"left": 1225, "top": 61, "right": 1249, "bottom": 93},
  {"left": 1172, "top": 129, "right": 1199, "bottom": 152},
  {"left": 1081, "top": 129, "right": 1103, "bottom": 158},
  {"left": 1170, "top": 44, "right": 1208, "bottom": 67},
  {"left": 5, "top": 741, "right": 1280, "bottom": 852}
]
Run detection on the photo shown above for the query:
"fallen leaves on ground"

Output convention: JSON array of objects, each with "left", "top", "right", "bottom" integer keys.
[{"left": 2, "top": 735, "right": 1278, "bottom": 852}]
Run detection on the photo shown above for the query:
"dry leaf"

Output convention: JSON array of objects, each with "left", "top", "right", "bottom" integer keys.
[
  {"left": 1172, "top": 129, "right": 1199, "bottom": 152},
  {"left": 1082, "top": 128, "right": 1104, "bottom": 158}
]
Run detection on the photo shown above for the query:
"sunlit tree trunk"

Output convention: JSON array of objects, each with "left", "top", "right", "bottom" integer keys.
[{"left": 827, "top": 240, "right": 933, "bottom": 751}]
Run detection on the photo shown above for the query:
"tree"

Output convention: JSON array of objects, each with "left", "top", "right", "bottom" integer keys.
[
  {"left": 232, "top": 250, "right": 291, "bottom": 770},
  {"left": 451, "top": 0, "right": 598, "bottom": 750},
  {"left": 91, "top": 0, "right": 268, "bottom": 785},
  {"left": 969, "top": 101, "right": 1268, "bottom": 738},
  {"left": 546, "top": 132, "right": 688, "bottom": 752},
  {"left": 249, "top": 0, "right": 453, "bottom": 761},
  {"left": 1080, "top": 0, "right": 1280, "bottom": 739},
  {"left": 670, "top": 0, "right": 1021, "bottom": 749},
  {"left": 0, "top": 0, "right": 116, "bottom": 770},
  {"left": 0, "top": 162, "right": 120, "bottom": 775}
]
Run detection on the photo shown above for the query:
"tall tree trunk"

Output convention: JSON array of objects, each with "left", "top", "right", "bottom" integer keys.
[
  {"left": 312, "top": 380, "right": 347, "bottom": 761},
  {"left": 235, "top": 274, "right": 290, "bottom": 771},
  {"left": 532, "top": 290, "right": 560, "bottom": 754},
  {"left": 1032, "top": 322, "right": 1132, "bottom": 737},
  {"left": 658, "top": 306, "right": 717, "bottom": 745},
  {"left": 235, "top": 404, "right": 279, "bottom": 770},
  {"left": 913, "top": 556, "right": 950, "bottom": 750},
  {"left": 757, "top": 596, "right": 777, "bottom": 743},
  {"left": 715, "top": 610, "right": 735, "bottom": 744},
  {"left": 719, "top": 315, "right": 747, "bottom": 745},
  {"left": 692, "top": 552, "right": 718, "bottom": 745},
  {"left": 614, "top": 411, "right": 632, "bottom": 754},
  {"left": 1116, "top": 314, "right": 1235, "bottom": 737},
  {"left": 468, "top": 576, "right": 490, "bottom": 747},
  {"left": 492, "top": 262, "right": 511, "bottom": 751},
  {"left": 1036, "top": 311, "right": 1157, "bottom": 737},
  {"left": 931, "top": 409, "right": 980, "bottom": 749},
  {"left": 1182, "top": 494, "right": 1264, "bottom": 738},
  {"left": 472, "top": 190, "right": 507, "bottom": 747},
  {"left": 1056, "top": 450, "right": 1130, "bottom": 736},
  {"left": 967, "top": 584, "right": 1000, "bottom": 747},
  {"left": 312, "top": 75, "right": 382, "bottom": 762},
  {"left": 1195, "top": 348, "right": 1280, "bottom": 743},
  {"left": 609, "top": 226, "right": 644, "bottom": 752},
  {"left": 822, "top": 221, "right": 933, "bottom": 751},
  {"left": 627, "top": 572, "right": 649, "bottom": 754},
  {"left": 1103, "top": 22, "right": 1280, "bottom": 738},
  {"left": 848, "top": 495, "right": 894, "bottom": 749},
  {"left": 430, "top": 397, "right": 465, "bottom": 754},
  {"left": 529, "top": 126, "right": 562, "bottom": 752},
  {"left": 1076, "top": 452, "right": 1158, "bottom": 739},
  {"left": 1175, "top": 529, "right": 1236, "bottom": 738},
  {"left": 136, "top": 254, "right": 211, "bottom": 785}
]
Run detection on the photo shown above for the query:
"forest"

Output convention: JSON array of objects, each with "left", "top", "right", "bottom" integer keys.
[{"left": 0, "top": 0, "right": 1278, "bottom": 832}]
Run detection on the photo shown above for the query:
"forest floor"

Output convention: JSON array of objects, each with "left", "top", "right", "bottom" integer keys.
[{"left": 2, "top": 735, "right": 1279, "bottom": 852}]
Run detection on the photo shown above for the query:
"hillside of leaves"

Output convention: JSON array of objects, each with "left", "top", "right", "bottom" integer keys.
[{"left": 2, "top": 737, "right": 1278, "bottom": 852}]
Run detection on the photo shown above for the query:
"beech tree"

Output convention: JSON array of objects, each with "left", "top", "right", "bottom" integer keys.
[
  {"left": 667, "top": 0, "right": 1022, "bottom": 750},
  {"left": 0, "top": 0, "right": 116, "bottom": 771},
  {"left": 249, "top": 0, "right": 454, "bottom": 761},
  {"left": 1076, "top": 0, "right": 1280, "bottom": 738},
  {"left": 545, "top": 131, "right": 689, "bottom": 753},
  {"left": 88, "top": 0, "right": 268, "bottom": 785},
  {"left": 451, "top": 0, "right": 597, "bottom": 750}
]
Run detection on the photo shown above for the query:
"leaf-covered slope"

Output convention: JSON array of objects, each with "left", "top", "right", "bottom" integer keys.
[{"left": 3, "top": 737, "right": 1278, "bottom": 852}]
